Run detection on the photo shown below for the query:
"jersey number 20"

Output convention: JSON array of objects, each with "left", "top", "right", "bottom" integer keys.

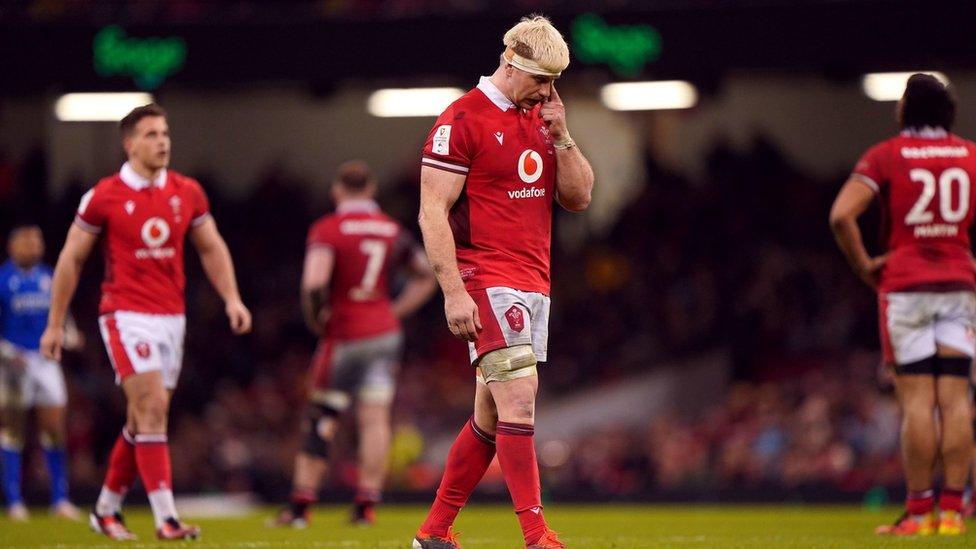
[{"left": 905, "top": 167, "right": 970, "bottom": 225}]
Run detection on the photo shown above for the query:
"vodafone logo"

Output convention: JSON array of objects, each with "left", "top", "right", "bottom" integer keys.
[
  {"left": 140, "top": 217, "right": 170, "bottom": 248},
  {"left": 517, "top": 149, "right": 543, "bottom": 184}
]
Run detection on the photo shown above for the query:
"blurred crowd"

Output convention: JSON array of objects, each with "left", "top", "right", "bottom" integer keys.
[{"left": 0, "top": 132, "right": 903, "bottom": 503}]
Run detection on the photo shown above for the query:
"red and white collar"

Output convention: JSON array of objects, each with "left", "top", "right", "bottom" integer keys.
[
  {"left": 336, "top": 199, "right": 380, "bottom": 214},
  {"left": 477, "top": 76, "right": 515, "bottom": 112},
  {"left": 120, "top": 162, "right": 167, "bottom": 191}
]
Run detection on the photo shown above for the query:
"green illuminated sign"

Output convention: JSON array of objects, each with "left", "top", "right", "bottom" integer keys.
[
  {"left": 93, "top": 26, "right": 186, "bottom": 90},
  {"left": 572, "top": 13, "right": 662, "bottom": 77}
]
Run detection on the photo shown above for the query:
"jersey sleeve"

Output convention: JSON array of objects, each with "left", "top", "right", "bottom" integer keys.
[
  {"left": 851, "top": 142, "right": 889, "bottom": 194},
  {"left": 74, "top": 186, "right": 107, "bottom": 234},
  {"left": 306, "top": 220, "right": 337, "bottom": 251},
  {"left": 187, "top": 180, "right": 212, "bottom": 227},
  {"left": 421, "top": 105, "right": 474, "bottom": 176}
]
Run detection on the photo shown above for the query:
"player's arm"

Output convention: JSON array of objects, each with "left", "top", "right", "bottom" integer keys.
[
  {"left": 189, "top": 217, "right": 252, "bottom": 335},
  {"left": 418, "top": 166, "right": 482, "bottom": 341},
  {"left": 392, "top": 247, "right": 437, "bottom": 319},
  {"left": 40, "top": 224, "right": 98, "bottom": 361},
  {"left": 542, "top": 84, "right": 594, "bottom": 212},
  {"left": 300, "top": 245, "right": 334, "bottom": 335},
  {"left": 829, "top": 177, "right": 886, "bottom": 288}
]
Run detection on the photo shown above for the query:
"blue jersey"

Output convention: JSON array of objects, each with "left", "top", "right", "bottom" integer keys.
[{"left": 0, "top": 260, "right": 53, "bottom": 352}]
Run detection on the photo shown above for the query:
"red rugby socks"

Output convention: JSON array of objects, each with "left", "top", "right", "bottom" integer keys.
[
  {"left": 135, "top": 434, "right": 178, "bottom": 528},
  {"left": 420, "top": 417, "right": 496, "bottom": 537},
  {"left": 96, "top": 428, "right": 137, "bottom": 515},
  {"left": 496, "top": 421, "right": 547, "bottom": 545}
]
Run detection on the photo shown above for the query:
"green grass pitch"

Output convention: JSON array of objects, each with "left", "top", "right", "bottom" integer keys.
[{"left": 1, "top": 504, "right": 972, "bottom": 547}]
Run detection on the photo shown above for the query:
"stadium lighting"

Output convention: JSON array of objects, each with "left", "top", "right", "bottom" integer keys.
[
  {"left": 55, "top": 92, "right": 155, "bottom": 121},
  {"left": 600, "top": 81, "right": 698, "bottom": 111},
  {"left": 861, "top": 71, "right": 949, "bottom": 101},
  {"left": 367, "top": 87, "right": 465, "bottom": 117}
]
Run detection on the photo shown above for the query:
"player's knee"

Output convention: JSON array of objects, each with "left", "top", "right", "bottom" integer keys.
[
  {"left": 939, "top": 397, "right": 972, "bottom": 422},
  {"left": 132, "top": 392, "right": 168, "bottom": 432},
  {"left": 301, "top": 404, "right": 340, "bottom": 459},
  {"left": 40, "top": 430, "right": 64, "bottom": 449},
  {"left": 478, "top": 345, "right": 537, "bottom": 384},
  {"left": 0, "top": 426, "right": 24, "bottom": 449}
]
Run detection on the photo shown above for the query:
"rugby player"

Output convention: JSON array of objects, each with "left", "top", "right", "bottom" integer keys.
[
  {"left": 412, "top": 15, "right": 594, "bottom": 549},
  {"left": 40, "top": 104, "right": 252, "bottom": 540},
  {"left": 830, "top": 73, "right": 974, "bottom": 536},
  {"left": 272, "top": 161, "right": 435, "bottom": 527}
]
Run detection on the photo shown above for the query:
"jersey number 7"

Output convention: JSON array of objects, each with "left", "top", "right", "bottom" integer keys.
[{"left": 350, "top": 239, "right": 387, "bottom": 302}]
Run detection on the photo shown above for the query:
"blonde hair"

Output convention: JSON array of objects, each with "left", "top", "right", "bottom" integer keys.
[{"left": 502, "top": 15, "right": 569, "bottom": 76}]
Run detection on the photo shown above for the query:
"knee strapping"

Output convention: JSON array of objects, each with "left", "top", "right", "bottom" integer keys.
[
  {"left": 478, "top": 345, "right": 537, "bottom": 383},
  {"left": 937, "top": 356, "right": 973, "bottom": 377},
  {"left": 301, "top": 404, "right": 340, "bottom": 458}
]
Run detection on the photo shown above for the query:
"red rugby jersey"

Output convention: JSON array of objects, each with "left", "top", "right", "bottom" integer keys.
[
  {"left": 852, "top": 128, "right": 976, "bottom": 292},
  {"left": 422, "top": 77, "right": 556, "bottom": 295},
  {"left": 75, "top": 163, "right": 210, "bottom": 315},
  {"left": 306, "top": 200, "right": 416, "bottom": 340}
]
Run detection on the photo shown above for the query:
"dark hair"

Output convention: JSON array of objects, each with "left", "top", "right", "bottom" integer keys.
[
  {"left": 119, "top": 103, "right": 167, "bottom": 137},
  {"left": 334, "top": 160, "right": 374, "bottom": 192},
  {"left": 7, "top": 223, "right": 41, "bottom": 242},
  {"left": 900, "top": 73, "right": 955, "bottom": 131}
]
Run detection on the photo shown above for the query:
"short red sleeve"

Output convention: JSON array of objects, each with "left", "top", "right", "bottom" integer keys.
[
  {"left": 421, "top": 106, "right": 473, "bottom": 176},
  {"left": 74, "top": 187, "right": 107, "bottom": 234},
  {"left": 306, "top": 220, "right": 337, "bottom": 251},
  {"left": 187, "top": 180, "right": 211, "bottom": 226},
  {"left": 852, "top": 143, "right": 889, "bottom": 193}
]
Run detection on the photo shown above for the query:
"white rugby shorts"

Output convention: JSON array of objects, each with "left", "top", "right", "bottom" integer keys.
[
  {"left": 0, "top": 350, "right": 68, "bottom": 408},
  {"left": 98, "top": 311, "right": 186, "bottom": 389},
  {"left": 879, "top": 291, "right": 976, "bottom": 366},
  {"left": 468, "top": 286, "right": 550, "bottom": 365}
]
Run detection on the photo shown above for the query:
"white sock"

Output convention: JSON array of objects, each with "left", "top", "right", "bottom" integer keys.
[
  {"left": 95, "top": 487, "right": 125, "bottom": 516},
  {"left": 147, "top": 489, "right": 178, "bottom": 528}
]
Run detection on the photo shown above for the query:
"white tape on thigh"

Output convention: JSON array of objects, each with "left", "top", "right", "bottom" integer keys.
[{"left": 478, "top": 345, "right": 537, "bottom": 383}]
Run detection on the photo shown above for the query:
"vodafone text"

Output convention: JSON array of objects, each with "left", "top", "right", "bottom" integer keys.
[{"left": 508, "top": 187, "right": 546, "bottom": 200}]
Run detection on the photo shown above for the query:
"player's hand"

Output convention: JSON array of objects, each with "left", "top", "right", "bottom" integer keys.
[
  {"left": 225, "top": 299, "right": 253, "bottom": 335},
  {"left": 40, "top": 326, "right": 64, "bottom": 362},
  {"left": 856, "top": 255, "right": 887, "bottom": 289},
  {"left": 444, "top": 290, "right": 482, "bottom": 342},
  {"left": 540, "top": 83, "right": 569, "bottom": 141}
]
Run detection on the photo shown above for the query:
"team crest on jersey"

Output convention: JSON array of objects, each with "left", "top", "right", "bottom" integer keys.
[
  {"left": 141, "top": 217, "right": 171, "bottom": 248},
  {"left": 124, "top": 200, "right": 136, "bottom": 215},
  {"left": 169, "top": 196, "right": 183, "bottom": 222},
  {"left": 504, "top": 305, "right": 525, "bottom": 333},
  {"left": 135, "top": 341, "right": 151, "bottom": 359},
  {"left": 39, "top": 275, "right": 51, "bottom": 293},
  {"left": 433, "top": 125, "right": 451, "bottom": 155},
  {"left": 517, "top": 149, "right": 544, "bottom": 184}
]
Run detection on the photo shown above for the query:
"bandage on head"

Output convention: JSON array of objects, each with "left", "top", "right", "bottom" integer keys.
[{"left": 504, "top": 48, "right": 562, "bottom": 78}]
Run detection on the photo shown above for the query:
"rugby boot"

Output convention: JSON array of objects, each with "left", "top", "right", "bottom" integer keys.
[
  {"left": 7, "top": 502, "right": 29, "bottom": 521},
  {"left": 156, "top": 517, "right": 201, "bottom": 540},
  {"left": 937, "top": 509, "right": 966, "bottom": 535},
  {"left": 351, "top": 501, "right": 376, "bottom": 526},
  {"left": 413, "top": 527, "right": 462, "bottom": 548},
  {"left": 527, "top": 528, "right": 566, "bottom": 548},
  {"left": 268, "top": 506, "right": 309, "bottom": 529},
  {"left": 51, "top": 500, "right": 81, "bottom": 520},
  {"left": 875, "top": 511, "right": 936, "bottom": 536},
  {"left": 89, "top": 510, "right": 137, "bottom": 540}
]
